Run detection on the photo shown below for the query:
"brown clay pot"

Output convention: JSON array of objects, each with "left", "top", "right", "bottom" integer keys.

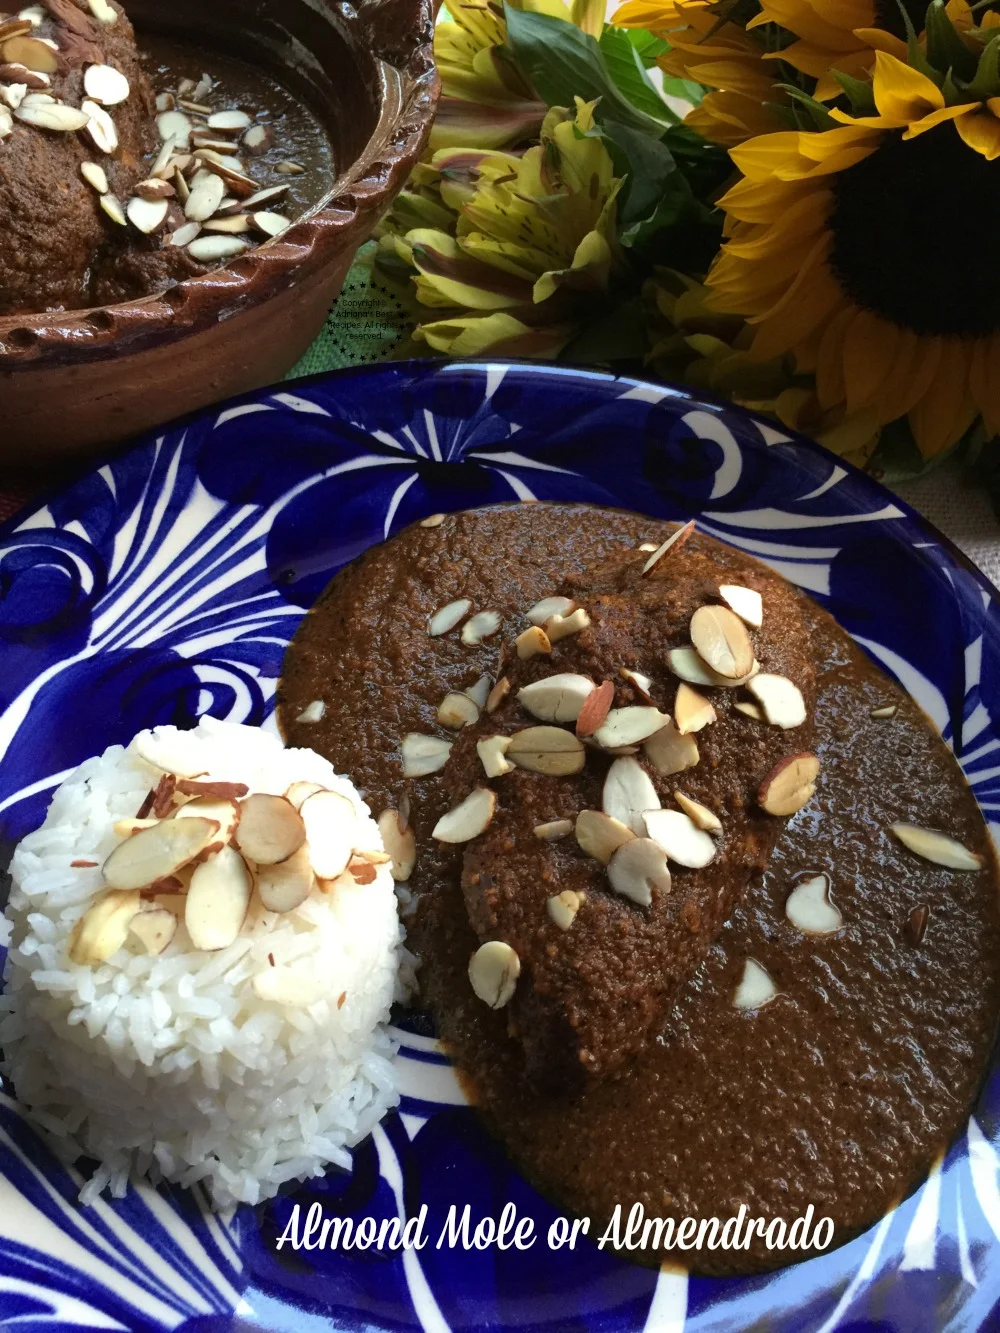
[{"left": 0, "top": 0, "right": 438, "bottom": 464}]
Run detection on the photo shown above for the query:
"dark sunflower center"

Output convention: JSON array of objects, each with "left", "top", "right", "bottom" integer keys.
[{"left": 828, "top": 123, "right": 1000, "bottom": 338}]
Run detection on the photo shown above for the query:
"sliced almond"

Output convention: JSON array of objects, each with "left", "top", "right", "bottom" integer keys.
[
  {"left": 136, "top": 176, "right": 177, "bottom": 203},
  {"left": 607, "top": 838, "right": 671, "bottom": 907},
  {"left": 252, "top": 964, "right": 328, "bottom": 1006},
  {"left": 461, "top": 610, "right": 502, "bottom": 645},
  {"left": 377, "top": 809, "right": 416, "bottom": 881},
  {"left": 433, "top": 788, "right": 497, "bottom": 843},
  {"left": 518, "top": 673, "right": 595, "bottom": 724},
  {"left": 256, "top": 843, "right": 314, "bottom": 912},
  {"left": 99, "top": 192, "right": 126, "bottom": 225},
  {"left": 641, "top": 520, "right": 695, "bottom": 575},
  {"left": 243, "top": 123, "right": 273, "bottom": 155},
  {"left": 86, "top": 0, "right": 118, "bottom": 22},
  {"left": 235, "top": 793, "right": 306, "bottom": 865},
  {"left": 185, "top": 168, "right": 225, "bottom": 221},
  {"left": 747, "top": 673, "right": 806, "bottom": 729},
  {"left": 469, "top": 939, "right": 519, "bottom": 1008},
  {"left": 235, "top": 183, "right": 289, "bottom": 211},
  {"left": 420, "top": 512, "right": 445, "bottom": 528},
  {"left": 168, "top": 221, "right": 200, "bottom": 247},
  {"left": 83, "top": 62, "right": 129, "bottom": 105},
  {"left": 733, "top": 958, "right": 777, "bottom": 1011},
  {"left": 673, "top": 683, "right": 716, "bottom": 735},
  {"left": 295, "top": 699, "right": 325, "bottom": 724},
  {"left": 785, "top": 874, "right": 842, "bottom": 935},
  {"left": 575, "top": 679, "right": 614, "bottom": 737},
  {"left": 173, "top": 795, "right": 239, "bottom": 846},
  {"left": 126, "top": 195, "right": 168, "bottom": 234},
  {"left": 638, "top": 542, "right": 658, "bottom": 552},
  {"left": 673, "top": 791, "right": 721, "bottom": 833},
  {"left": 734, "top": 700, "right": 765, "bottom": 721},
  {"left": 547, "top": 890, "right": 583, "bottom": 931},
  {"left": 129, "top": 907, "right": 177, "bottom": 956},
  {"left": 2, "top": 34, "right": 56, "bottom": 72},
  {"left": 15, "top": 101, "right": 89, "bottom": 130},
  {"left": 643, "top": 720, "right": 699, "bottom": 778},
  {"left": 156, "top": 91, "right": 175, "bottom": 111},
  {"left": 157, "top": 108, "right": 192, "bottom": 146},
  {"left": 208, "top": 108, "right": 252, "bottom": 132},
  {"left": 890, "top": 823, "right": 984, "bottom": 871},
  {"left": 478, "top": 734, "right": 514, "bottom": 778},
  {"left": 690, "top": 605, "right": 754, "bottom": 680},
  {"left": 0, "top": 19, "right": 33, "bottom": 40},
  {"left": 620, "top": 668, "right": 653, "bottom": 702},
  {"left": 275, "top": 159, "right": 306, "bottom": 174},
  {"left": 527, "top": 595, "right": 575, "bottom": 626},
  {"left": 428, "top": 597, "right": 471, "bottom": 636},
  {"left": 300, "top": 790, "right": 357, "bottom": 878},
  {"left": 593, "top": 706, "right": 668, "bottom": 750},
  {"left": 0, "top": 83, "right": 24, "bottom": 110},
  {"left": 188, "top": 235, "right": 250, "bottom": 261},
  {"left": 871, "top": 704, "right": 898, "bottom": 719},
  {"left": 516, "top": 625, "right": 552, "bottom": 659},
  {"left": 719, "top": 584, "right": 763, "bottom": 628},
  {"left": 486, "top": 676, "right": 510, "bottom": 713},
  {"left": 251, "top": 212, "right": 290, "bottom": 241},
  {"left": 602, "top": 755, "right": 660, "bottom": 835},
  {"left": 507, "top": 726, "right": 586, "bottom": 776},
  {"left": 284, "top": 780, "right": 324, "bottom": 810},
  {"left": 112, "top": 816, "right": 159, "bottom": 837},
  {"left": 69, "top": 889, "right": 141, "bottom": 965},
  {"left": 465, "top": 675, "right": 491, "bottom": 709},
  {"left": 80, "top": 161, "right": 108, "bottom": 194},
  {"left": 185, "top": 845, "right": 253, "bottom": 950},
  {"left": 575, "top": 809, "right": 635, "bottom": 864},
  {"left": 401, "top": 733, "right": 452, "bottom": 778},
  {"left": 644, "top": 808, "right": 717, "bottom": 868},
  {"left": 533, "top": 819, "right": 574, "bottom": 841},
  {"left": 437, "top": 691, "right": 480, "bottom": 730},
  {"left": 545, "top": 608, "right": 591, "bottom": 643},
  {"left": 82, "top": 99, "right": 117, "bottom": 153},
  {"left": 103, "top": 817, "right": 220, "bottom": 891},
  {"left": 667, "top": 646, "right": 758, "bottom": 689},
  {"left": 758, "top": 752, "right": 820, "bottom": 816}
]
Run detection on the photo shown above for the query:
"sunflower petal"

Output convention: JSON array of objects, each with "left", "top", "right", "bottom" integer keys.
[
  {"left": 841, "top": 310, "right": 900, "bottom": 413},
  {"left": 955, "top": 108, "right": 1000, "bottom": 159},
  {"left": 908, "top": 340, "right": 977, "bottom": 456}
]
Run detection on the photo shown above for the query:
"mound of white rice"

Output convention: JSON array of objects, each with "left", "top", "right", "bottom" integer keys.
[{"left": 0, "top": 717, "right": 406, "bottom": 1209}]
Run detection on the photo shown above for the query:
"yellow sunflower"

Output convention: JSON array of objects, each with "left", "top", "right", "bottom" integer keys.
[
  {"left": 613, "top": 0, "right": 788, "bottom": 144},
  {"left": 706, "top": 47, "right": 1000, "bottom": 456}
]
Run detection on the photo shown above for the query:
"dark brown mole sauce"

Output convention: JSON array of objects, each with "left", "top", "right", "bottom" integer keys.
[{"left": 278, "top": 505, "right": 1000, "bottom": 1277}]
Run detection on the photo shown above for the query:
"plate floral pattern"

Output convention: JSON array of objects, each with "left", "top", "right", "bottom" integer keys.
[{"left": 0, "top": 360, "right": 997, "bottom": 1332}]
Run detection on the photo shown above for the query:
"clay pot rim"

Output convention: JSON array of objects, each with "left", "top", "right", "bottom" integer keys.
[{"left": 0, "top": 6, "right": 438, "bottom": 368}]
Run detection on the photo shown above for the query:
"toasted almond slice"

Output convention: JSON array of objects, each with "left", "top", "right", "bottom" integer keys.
[
  {"left": 253, "top": 964, "right": 327, "bottom": 1006},
  {"left": 0, "top": 19, "right": 33, "bottom": 39},
  {"left": 300, "top": 790, "right": 357, "bottom": 878},
  {"left": 158, "top": 108, "right": 192, "bottom": 145},
  {"left": 83, "top": 62, "right": 129, "bottom": 105},
  {"left": 643, "top": 720, "right": 699, "bottom": 777},
  {"left": 518, "top": 673, "right": 595, "bottom": 724},
  {"left": 507, "top": 726, "right": 586, "bottom": 776},
  {"left": 3, "top": 34, "right": 56, "bottom": 72},
  {"left": 690, "top": 604, "right": 754, "bottom": 680},
  {"left": 185, "top": 168, "right": 225, "bottom": 221},
  {"left": 69, "top": 889, "right": 142, "bottom": 965},
  {"left": 758, "top": 753, "right": 820, "bottom": 816},
  {"left": 607, "top": 838, "right": 671, "bottom": 907},
  {"left": 236, "top": 183, "right": 289, "bottom": 211},
  {"left": 129, "top": 907, "right": 177, "bottom": 956},
  {"left": 748, "top": 673, "right": 806, "bottom": 729},
  {"left": 208, "top": 108, "right": 252, "bottom": 131},
  {"left": 402, "top": 733, "right": 452, "bottom": 778},
  {"left": 251, "top": 211, "right": 290, "bottom": 241},
  {"left": 99, "top": 191, "right": 126, "bottom": 225},
  {"left": 478, "top": 734, "right": 514, "bottom": 778},
  {"left": 486, "top": 676, "right": 510, "bottom": 713},
  {"left": 733, "top": 958, "right": 777, "bottom": 1011},
  {"left": 355, "top": 848, "right": 392, "bottom": 865},
  {"left": 285, "top": 780, "right": 325, "bottom": 810},
  {"left": 243, "top": 123, "right": 272, "bottom": 155},
  {"left": 433, "top": 788, "right": 497, "bottom": 843},
  {"left": 533, "top": 818, "right": 574, "bottom": 841},
  {"left": 593, "top": 706, "right": 668, "bottom": 750},
  {"left": 545, "top": 608, "right": 591, "bottom": 643},
  {"left": 135, "top": 176, "right": 174, "bottom": 201},
  {"left": 420, "top": 511, "right": 445, "bottom": 527},
  {"left": 295, "top": 699, "right": 325, "bottom": 724},
  {"left": 189, "top": 233, "right": 249, "bottom": 261},
  {"left": 638, "top": 542, "right": 658, "bottom": 552},
  {"left": 469, "top": 940, "right": 519, "bottom": 1008},
  {"left": 575, "top": 680, "right": 614, "bottom": 737},
  {"left": 641, "top": 520, "right": 695, "bottom": 575},
  {"left": 235, "top": 794, "right": 306, "bottom": 865},
  {"left": 185, "top": 845, "right": 253, "bottom": 950},
  {"left": 16, "top": 100, "right": 89, "bottom": 130},
  {"left": 103, "top": 817, "right": 220, "bottom": 891},
  {"left": 644, "top": 808, "right": 717, "bottom": 868},
  {"left": 377, "top": 809, "right": 416, "bottom": 881},
  {"left": 620, "top": 668, "right": 653, "bottom": 702},
  {"left": 0, "top": 84, "right": 24, "bottom": 113},
  {"left": 113, "top": 816, "right": 160, "bottom": 837},
  {"left": 256, "top": 843, "right": 314, "bottom": 912},
  {"left": 466, "top": 674, "right": 491, "bottom": 709},
  {"left": 674, "top": 683, "right": 716, "bottom": 735},
  {"left": 890, "top": 823, "right": 984, "bottom": 871},
  {"left": 871, "top": 704, "right": 898, "bottom": 719},
  {"left": 516, "top": 625, "right": 552, "bottom": 659},
  {"left": 173, "top": 796, "right": 239, "bottom": 846},
  {"left": 428, "top": 598, "right": 471, "bottom": 636},
  {"left": 437, "top": 692, "right": 480, "bottom": 730},
  {"left": 126, "top": 195, "right": 168, "bottom": 234},
  {"left": 527, "top": 595, "right": 575, "bottom": 626},
  {"left": 719, "top": 584, "right": 763, "bottom": 628},
  {"left": 785, "top": 874, "right": 842, "bottom": 935},
  {"left": 80, "top": 160, "right": 108, "bottom": 193},
  {"left": 461, "top": 610, "right": 502, "bottom": 645},
  {"left": 168, "top": 221, "right": 200, "bottom": 247},
  {"left": 667, "top": 646, "right": 758, "bottom": 689},
  {"left": 602, "top": 755, "right": 660, "bottom": 835},
  {"left": 734, "top": 700, "right": 765, "bottom": 721},
  {"left": 547, "top": 890, "right": 583, "bottom": 931},
  {"left": 133, "top": 730, "right": 206, "bottom": 779},
  {"left": 86, "top": 0, "right": 118, "bottom": 22},
  {"left": 576, "top": 809, "right": 635, "bottom": 864},
  {"left": 673, "top": 791, "right": 721, "bottom": 832},
  {"left": 82, "top": 99, "right": 118, "bottom": 153},
  {"left": 204, "top": 213, "right": 252, "bottom": 234}
]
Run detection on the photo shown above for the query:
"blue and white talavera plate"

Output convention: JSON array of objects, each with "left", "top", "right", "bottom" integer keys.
[{"left": 0, "top": 359, "right": 998, "bottom": 1333}]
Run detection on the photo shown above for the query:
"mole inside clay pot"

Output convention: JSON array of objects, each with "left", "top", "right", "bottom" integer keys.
[{"left": 0, "top": 0, "right": 437, "bottom": 463}]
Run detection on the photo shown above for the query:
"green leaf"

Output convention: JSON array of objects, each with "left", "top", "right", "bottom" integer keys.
[
  {"left": 599, "top": 26, "right": 681, "bottom": 124},
  {"left": 596, "top": 120, "right": 681, "bottom": 225},
  {"left": 869, "top": 415, "right": 964, "bottom": 482},
  {"left": 561, "top": 294, "right": 649, "bottom": 363},
  {"left": 961, "top": 32, "right": 1000, "bottom": 99},
  {"left": 775, "top": 83, "right": 838, "bottom": 130},
  {"left": 503, "top": 3, "right": 672, "bottom": 134},
  {"left": 833, "top": 69, "right": 877, "bottom": 115},
  {"left": 895, "top": 0, "right": 942, "bottom": 81},
  {"left": 625, "top": 28, "right": 669, "bottom": 66},
  {"left": 925, "top": 0, "right": 978, "bottom": 79}
]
